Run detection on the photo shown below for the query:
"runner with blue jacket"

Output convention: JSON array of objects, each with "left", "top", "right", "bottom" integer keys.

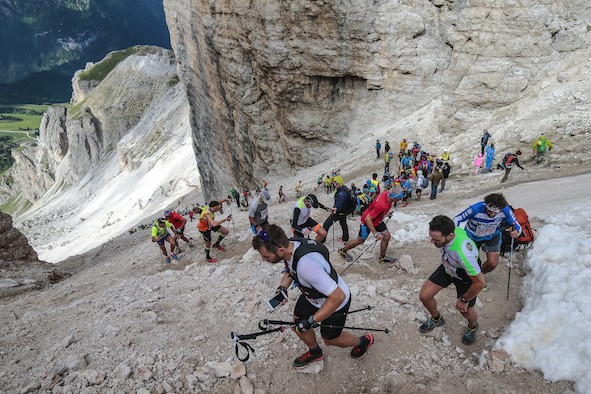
[{"left": 453, "top": 193, "right": 521, "bottom": 274}]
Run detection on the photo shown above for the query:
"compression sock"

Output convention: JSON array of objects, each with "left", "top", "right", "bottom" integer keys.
[
  {"left": 205, "top": 248, "right": 211, "bottom": 259},
  {"left": 213, "top": 235, "right": 225, "bottom": 247},
  {"left": 310, "top": 346, "right": 322, "bottom": 356}
]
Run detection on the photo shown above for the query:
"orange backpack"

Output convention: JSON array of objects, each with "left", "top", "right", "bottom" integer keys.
[{"left": 513, "top": 208, "right": 534, "bottom": 245}]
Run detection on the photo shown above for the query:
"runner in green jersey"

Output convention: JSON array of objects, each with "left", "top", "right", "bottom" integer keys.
[{"left": 418, "top": 215, "right": 486, "bottom": 345}]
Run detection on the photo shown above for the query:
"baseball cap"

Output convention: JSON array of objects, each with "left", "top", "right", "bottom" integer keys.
[{"left": 260, "top": 189, "right": 271, "bottom": 204}]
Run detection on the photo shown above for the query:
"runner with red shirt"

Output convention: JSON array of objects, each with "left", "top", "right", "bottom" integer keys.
[
  {"left": 338, "top": 189, "right": 403, "bottom": 264},
  {"left": 164, "top": 210, "right": 190, "bottom": 247}
]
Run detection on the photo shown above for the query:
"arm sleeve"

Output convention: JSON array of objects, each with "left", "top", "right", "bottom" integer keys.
[
  {"left": 453, "top": 206, "right": 474, "bottom": 226},
  {"left": 292, "top": 208, "right": 303, "bottom": 231},
  {"left": 503, "top": 207, "right": 522, "bottom": 234}
]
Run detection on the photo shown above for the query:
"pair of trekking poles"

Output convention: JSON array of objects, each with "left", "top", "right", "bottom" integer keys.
[{"left": 231, "top": 305, "right": 390, "bottom": 361}]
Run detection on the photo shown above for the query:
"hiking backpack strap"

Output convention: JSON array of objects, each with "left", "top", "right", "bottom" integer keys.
[{"left": 288, "top": 237, "right": 338, "bottom": 299}]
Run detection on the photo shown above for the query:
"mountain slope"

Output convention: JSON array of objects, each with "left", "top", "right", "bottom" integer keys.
[
  {"left": 2, "top": 46, "right": 199, "bottom": 263},
  {"left": 0, "top": 0, "right": 170, "bottom": 103}
]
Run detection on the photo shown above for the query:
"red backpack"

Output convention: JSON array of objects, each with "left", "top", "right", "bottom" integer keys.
[{"left": 513, "top": 208, "right": 534, "bottom": 245}]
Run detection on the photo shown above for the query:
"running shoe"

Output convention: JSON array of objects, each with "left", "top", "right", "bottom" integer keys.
[
  {"left": 171, "top": 253, "right": 180, "bottom": 261},
  {"left": 379, "top": 256, "right": 399, "bottom": 264},
  {"left": 165, "top": 256, "right": 171, "bottom": 264},
  {"left": 350, "top": 334, "right": 374, "bottom": 359},
  {"left": 338, "top": 248, "right": 353, "bottom": 262},
  {"left": 213, "top": 245, "right": 226, "bottom": 251},
  {"left": 419, "top": 316, "right": 445, "bottom": 333},
  {"left": 292, "top": 349, "right": 324, "bottom": 368},
  {"left": 206, "top": 257, "right": 218, "bottom": 263},
  {"left": 462, "top": 323, "right": 479, "bottom": 345}
]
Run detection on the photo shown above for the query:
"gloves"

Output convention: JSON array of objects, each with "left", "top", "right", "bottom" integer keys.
[{"left": 294, "top": 316, "right": 319, "bottom": 334}]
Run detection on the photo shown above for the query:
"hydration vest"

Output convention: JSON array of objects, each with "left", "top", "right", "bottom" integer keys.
[{"left": 285, "top": 238, "right": 338, "bottom": 299}]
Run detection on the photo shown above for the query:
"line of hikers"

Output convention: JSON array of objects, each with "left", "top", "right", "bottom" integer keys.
[{"left": 150, "top": 139, "right": 539, "bottom": 371}]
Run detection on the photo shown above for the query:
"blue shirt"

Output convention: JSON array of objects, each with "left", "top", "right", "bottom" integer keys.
[{"left": 453, "top": 201, "right": 522, "bottom": 242}]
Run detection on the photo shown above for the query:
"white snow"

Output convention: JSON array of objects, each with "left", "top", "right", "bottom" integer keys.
[{"left": 495, "top": 176, "right": 591, "bottom": 393}]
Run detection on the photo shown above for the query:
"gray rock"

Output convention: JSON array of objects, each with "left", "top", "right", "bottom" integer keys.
[
  {"left": 231, "top": 362, "right": 247, "bottom": 379},
  {"left": 239, "top": 376, "right": 255, "bottom": 394},
  {"left": 206, "top": 361, "right": 232, "bottom": 378}
]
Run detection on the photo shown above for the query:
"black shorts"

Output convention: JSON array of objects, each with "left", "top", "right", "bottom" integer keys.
[
  {"left": 294, "top": 294, "right": 351, "bottom": 340},
  {"left": 428, "top": 264, "right": 477, "bottom": 307},
  {"left": 292, "top": 218, "right": 321, "bottom": 237},
  {"left": 200, "top": 225, "right": 221, "bottom": 242}
]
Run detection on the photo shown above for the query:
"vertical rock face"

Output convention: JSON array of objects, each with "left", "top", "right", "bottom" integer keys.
[{"left": 163, "top": 0, "right": 591, "bottom": 199}]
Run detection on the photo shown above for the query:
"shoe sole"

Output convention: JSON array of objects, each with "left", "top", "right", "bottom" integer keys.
[{"left": 380, "top": 258, "right": 398, "bottom": 264}]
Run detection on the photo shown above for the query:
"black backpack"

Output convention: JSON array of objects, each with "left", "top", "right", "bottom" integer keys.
[{"left": 345, "top": 188, "right": 358, "bottom": 215}]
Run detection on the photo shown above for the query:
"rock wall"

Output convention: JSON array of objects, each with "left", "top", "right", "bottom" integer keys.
[
  {"left": 163, "top": 0, "right": 591, "bottom": 199},
  {"left": 0, "top": 212, "right": 68, "bottom": 298}
]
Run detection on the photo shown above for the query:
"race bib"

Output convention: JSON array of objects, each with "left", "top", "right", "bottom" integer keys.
[{"left": 475, "top": 224, "right": 496, "bottom": 237}]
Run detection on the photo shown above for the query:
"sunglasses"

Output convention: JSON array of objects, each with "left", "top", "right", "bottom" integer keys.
[
  {"left": 485, "top": 203, "right": 501, "bottom": 213},
  {"left": 257, "top": 229, "right": 282, "bottom": 249}
]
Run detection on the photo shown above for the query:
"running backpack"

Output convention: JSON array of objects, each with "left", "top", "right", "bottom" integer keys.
[
  {"left": 513, "top": 208, "right": 535, "bottom": 245},
  {"left": 500, "top": 207, "right": 535, "bottom": 255},
  {"left": 345, "top": 189, "right": 358, "bottom": 215}
]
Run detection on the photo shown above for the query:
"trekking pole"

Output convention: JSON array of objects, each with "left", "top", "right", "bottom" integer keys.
[
  {"left": 506, "top": 236, "right": 515, "bottom": 300},
  {"left": 340, "top": 215, "right": 392, "bottom": 276},
  {"left": 230, "top": 326, "right": 289, "bottom": 362},
  {"left": 228, "top": 204, "right": 238, "bottom": 241},
  {"left": 332, "top": 225, "right": 335, "bottom": 252},
  {"left": 260, "top": 305, "right": 374, "bottom": 329},
  {"left": 320, "top": 324, "right": 390, "bottom": 333}
]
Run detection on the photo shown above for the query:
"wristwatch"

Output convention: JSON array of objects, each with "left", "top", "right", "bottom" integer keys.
[{"left": 460, "top": 296, "right": 469, "bottom": 304}]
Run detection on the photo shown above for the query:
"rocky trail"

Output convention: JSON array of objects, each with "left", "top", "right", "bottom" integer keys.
[{"left": 0, "top": 157, "right": 579, "bottom": 394}]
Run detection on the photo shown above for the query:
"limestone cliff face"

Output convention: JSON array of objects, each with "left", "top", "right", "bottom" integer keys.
[
  {"left": 164, "top": 0, "right": 591, "bottom": 199},
  {"left": 1, "top": 46, "right": 185, "bottom": 207}
]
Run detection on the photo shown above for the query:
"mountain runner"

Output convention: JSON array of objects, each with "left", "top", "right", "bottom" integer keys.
[
  {"left": 249, "top": 189, "right": 271, "bottom": 235},
  {"left": 480, "top": 131, "right": 491, "bottom": 155},
  {"left": 292, "top": 194, "right": 328, "bottom": 242},
  {"left": 453, "top": 193, "right": 522, "bottom": 274},
  {"left": 230, "top": 188, "right": 240, "bottom": 208},
  {"left": 151, "top": 218, "right": 179, "bottom": 264},
  {"left": 532, "top": 134, "right": 553, "bottom": 163},
  {"left": 322, "top": 176, "right": 350, "bottom": 245},
  {"left": 279, "top": 185, "right": 286, "bottom": 203},
  {"left": 439, "top": 161, "right": 451, "bottom": 192},
  {"left": 499, "top": 150, "right": 524, "bottom": 183},
  {"left": 198, "top": 200, "right": 232, "bottom": 263},
  {"left": 164, "top": 210, "right": 191, "bottom": 247},
  {"left": 418, "top": 215, "right": 485, "bottom": 345},
  {"left": 375, "top": 139, "right": 381, "bottom": 158},
  {"left": 484, "top": 143, "right": 495, "bottom": 173},
  {"left": 295, "top": 181, "right": 303, "bottom": 198},
  {"left": 338, "top": 190, "right": 403, "bottom": 264},
  {"left": 252, "top": 224, "right": 375, "bottom": 369}
]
